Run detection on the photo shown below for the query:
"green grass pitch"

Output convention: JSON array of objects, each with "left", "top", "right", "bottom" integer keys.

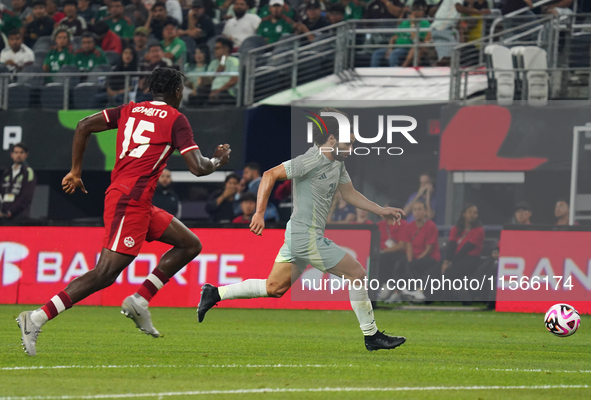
[{"left": 1, "top": 304, "right": 590, "bottom": 399}]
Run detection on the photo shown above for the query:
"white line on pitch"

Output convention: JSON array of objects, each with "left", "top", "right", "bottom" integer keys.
[
  {"left": 0, "top": 364, "right": 338, "bottom": 371},
  {"left": 3, "top": 364, "right": 591, "bottom": 374},
  {"left": 0, "top": 385, "right": 589, "bottom": 400}
]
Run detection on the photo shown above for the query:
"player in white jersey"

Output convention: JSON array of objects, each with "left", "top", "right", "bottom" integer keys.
[{"left": 198, "top": 108, "right": 406, "bottom": 351}]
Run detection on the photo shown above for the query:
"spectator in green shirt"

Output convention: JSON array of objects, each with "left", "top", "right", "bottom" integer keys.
[
  {"left": 0, "top": 6, "right": 23, "bottom": 36},
  {"left": 257, "top": 0, "right": 295, "bottom": 20},
  {"left": 104, "top": 0, "right": 135, "bottom": 40},
  {"left": 161, "top": 19, "right": 186, "bottom": 65},
  {"left": 93, "top": 0, "right": 111, "bottom": 23},
  {"left": 185, "top": 44, "right": 210, "bottom": 92},
  {"left": 370, "top": 0, "right": 431, "bottom": 67},
  {"left": 43, "top": 27, "right": 75, "bottom": 72},
  {"left": 190, "top": 37, "right": 238, "bottom": 106},
  {"left": 257, "top": 0, "right": 294, "bottom": 44},
  {"left": 74, "top": 31, "right": 109, "bottom": 71},
  {"left": 343, "top": 0, "right": 366, "bottom": 20}
]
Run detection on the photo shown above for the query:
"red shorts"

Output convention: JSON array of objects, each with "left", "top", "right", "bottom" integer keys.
[{"left": 103, "top": 189, "right": 174, "bottom": 256}]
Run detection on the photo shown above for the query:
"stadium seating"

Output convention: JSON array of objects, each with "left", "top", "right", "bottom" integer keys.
[
  {"left": 54, "top": 65, "right": 82, "bottom": 87},
  {"left": 485, "top": 44, "right": 515, "bottom": 105},
  {"left": 522, "top": 46, "right": 549, "bottom": 106},
  {"left": 40, "top": 82, "right": 65, "bottom": 109},
  {"left": 7, "top": 83, "right": 30, "bottom": 109},
  {"left": 73, "top": 82, "right": 101, "bottom": 109},
  {"left": 105, "top": 51, "right": 121, "bottom": 67},
  {"left": 33, "top": 51, "right": 48, "bottom": 68},
  {"left": 72, "top": 36, "right": 82, "bottom": 52},
  {"left": 32, "top": 36, "right": 53, "bottom": 52},
  {"left": 17, "top": 65, "right": 44, "bottom": 88}
]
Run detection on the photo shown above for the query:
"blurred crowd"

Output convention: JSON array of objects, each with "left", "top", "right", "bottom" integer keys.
[{"left": 0, "top": 0, "right": 580, "bottom": 108}]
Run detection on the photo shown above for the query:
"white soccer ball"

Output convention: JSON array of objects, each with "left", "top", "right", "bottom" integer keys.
[{"left": 544, "top": 303, "right": 581, "bottom": 337}]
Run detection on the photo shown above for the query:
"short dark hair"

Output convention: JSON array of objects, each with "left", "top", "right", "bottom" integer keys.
[
  {"left": 312, "top": 107, "right": 350, "bottom": 146},
  {"left": 148, "top": 67, "right": 185, "bottom": 96},
  {"left": 7, "top": 29, "right": 21, "bottom": 38},
  {"left": 81, "top": 31, "right": 95, "bottom": 40},
  {"left": 244, "top": 162, "right": 261, "bottom": 174},
  {"left": 224, "top": 173, "right": 240, "bottom": 184},
  {"left": 163, "top": 19, "right": 179, "bottom": 28},
  {"left": 412, "top": 0, "right": 427, "bottom": 9},
  {"left": 152, "top": 1, "right": 166, "bottom": 11},
  {"left": 514, "top": 201, "right": 531, "bottom": 212},
  {"left": 63, "top": 0, "right": 77, "bottom": 7},
  {"left": 91, "top": 21, "right": 109, "bottom": 36},
  {"left": 110, "top": 0, "right": 123, "bottom": 4},
  {"left": 12, "top": 142, "right": 28, "bottom": 153},
  {"left": 327, "top": 3, "right": 344, "bottom": 14},
  {"left": 32, "top": 0, "right": 46, "bottom": 7},
  {"left": 240, "top": 192, "right": 257, "bottom": 203},
  {"left": 148, "top": 43, "right": 163, "bottom": 51},
  {"left": 556, "top": 198, "right": 569, "bottom": 205},
  {"left": 413, "top": 200, "right": 427, "bottom": 210},
  {"left": 216, "top": 37, "right": 233, "bottom": 51}
]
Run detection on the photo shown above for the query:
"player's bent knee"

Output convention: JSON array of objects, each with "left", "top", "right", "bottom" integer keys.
[
  {"left": 266, "top": 283, "right": 288, "bottom": 298},
  {"left": 351, "top": 264, "right": 367, "bottom": 283},
  {"left": 94, "top": 265, "right": 121, "bottom": 290}
]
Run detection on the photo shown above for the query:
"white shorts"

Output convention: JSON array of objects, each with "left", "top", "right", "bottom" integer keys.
[{"left": 274, "top": 224, "right": 347, "bottom": 273}]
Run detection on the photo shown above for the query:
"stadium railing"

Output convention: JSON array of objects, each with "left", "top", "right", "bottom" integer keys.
[
  {"left": 0, "top": 70, "right": 240, "bottom": 110},
  {"left": 240, "top": 15, "right": 551, "bottom": 105},
  {"left": 450, "top": 13, "right": 591, "bottom": 101}
]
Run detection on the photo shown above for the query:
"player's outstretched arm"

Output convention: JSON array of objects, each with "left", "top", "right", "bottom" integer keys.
[
  {"left": 338, "top": 182, "right": 405, "bottom": 224},
  {"left": 182, "top": 144, "right": 231, "bottom": 177},
  {"left": 62, "top": 112, "right": 110, "bottom": 195},
  {"left": 250, "top": 164, "right": 288, "bottom": 236}
]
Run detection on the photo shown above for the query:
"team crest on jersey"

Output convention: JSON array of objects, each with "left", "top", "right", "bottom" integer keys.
[{"left": 124, "top": 237, "right": 135, "bottom": 248}]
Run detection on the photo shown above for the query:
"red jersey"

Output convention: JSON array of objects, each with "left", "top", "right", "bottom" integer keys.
[
  {"left": 232, "top": 215, "right": 252, "bottom": 223},
  {"left": 103, "top": 101, "right": 198, "bottom": 204},
  {"left": 449, "top": 226, "right": 485, "bottom": 257},
  {"left": 377, "top": 219, "right": 408, "bottom": 250},
  {"left": 401, "top": 220, "right": 440, "bottom": 261}
]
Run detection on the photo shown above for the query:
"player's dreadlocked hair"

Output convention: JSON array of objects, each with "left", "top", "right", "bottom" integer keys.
[{"left": 147, "top": 67, "right": 185, "bottom": 96}]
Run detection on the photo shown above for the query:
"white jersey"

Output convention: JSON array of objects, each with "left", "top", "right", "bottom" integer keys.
[{"left": 283, "top": 146, "right": 351, "bottom": 237}]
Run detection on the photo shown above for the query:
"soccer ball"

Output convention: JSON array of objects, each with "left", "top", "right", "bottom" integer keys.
[{"left": 544, "top": 303, "right": 581, "bottom": 337}]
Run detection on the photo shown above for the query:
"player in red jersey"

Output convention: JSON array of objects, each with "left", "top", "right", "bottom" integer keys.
[{"left": 17, "top": 68, "right": 231, "bottom": 356}]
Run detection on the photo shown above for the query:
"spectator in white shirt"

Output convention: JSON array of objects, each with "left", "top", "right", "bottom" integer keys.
[
  {"left": 166, "top": 0, "right": 183, "bottom": 25},
  {"left": 222, "top": 0, "right": 261, "bottom": 48},
  {"left": 0, "top": 29, "right": 35, "bottom": 72}
]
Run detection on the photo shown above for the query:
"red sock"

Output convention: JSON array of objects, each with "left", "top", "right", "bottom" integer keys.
[
  {"left": 137, "top": 269, "right": 169, "bottom": 303},
  {"left": 41, "top": 291, "right": 73, "bottom": 320}
]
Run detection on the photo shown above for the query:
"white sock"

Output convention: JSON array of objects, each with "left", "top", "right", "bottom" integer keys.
[
  {"left": 349, "top": 286, "right": 378, "bottom": 336},
  {"left": 31, "top": 308, "right": 49, "bottom": 327},
  {"left": 218, "top": 279, "right": 269, "bottom": 300}
]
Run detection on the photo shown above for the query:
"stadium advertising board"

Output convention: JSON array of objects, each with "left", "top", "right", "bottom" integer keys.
[
  {"left": 0, "top": 109, "right": 244, "bottom": 171},
  {"left": 0, "top": 226, "right": 373, "bottom": 310},
  {"left": 439, "top": 103, "right": 591, "bottom": 172},
  {"left": 497, "top": 230, "right": 591, "bottom": 313}
]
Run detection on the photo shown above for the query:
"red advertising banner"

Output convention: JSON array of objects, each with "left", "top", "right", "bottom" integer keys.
[
  {"left": 496, "top": 230, "right": 591, "bottom": 314},
  {"left": 0, "top": 226, "right": 373, "bottom": 310}
]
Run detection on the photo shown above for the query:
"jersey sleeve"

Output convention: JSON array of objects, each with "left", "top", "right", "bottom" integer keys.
[
  {"left": 171, "top": 114, "right": 199, "bottom": 154},
  {"left": 282, "top": 152, "right": 321, "bottom": 180},
  {"left": 102, "top": 104, "right": 125, "bottom": 130},
  {"left": 339, "top": 162, "right": 351, "bottom": 185}
]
